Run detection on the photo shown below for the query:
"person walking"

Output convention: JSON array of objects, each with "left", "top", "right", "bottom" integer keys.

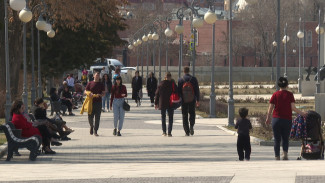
[
  {"left": 110, "top": 76, "right": 127, "bottom": 136},
  {"left": 265, "top": 77, "right": 306, "bottom": 160},
  {"left": 84, "top": 72, "right": 105, "bottom": 136},
  {"left": 235, "top": 107, "right": 252, "bottom": 161},
  {"left": 102, "top": 74, "right": 112, "bottom": 112},
  {"left": 177, "top": 67, "right": 200, "bottom": 136},
  {"left": 113, "top": 67, "right": 121, "bottom": 85},
  {"left": 155, "top": 72, "right": 176, "bottom": 137},
  {"left": 66, "top": 74, "right": 75, "bottom": 92},
  {"left": 131, "top": 71, "right": 143, "bottom": 107},
  {"left": 147, "top": 72, "right": 157, "bottom": 107}
]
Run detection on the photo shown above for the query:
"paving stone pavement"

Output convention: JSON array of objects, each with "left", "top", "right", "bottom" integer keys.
[{"left": 0, "top": 86, "right": 324, "bottom": 183}]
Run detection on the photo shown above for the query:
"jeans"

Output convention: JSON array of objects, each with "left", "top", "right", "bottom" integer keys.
[
  {"left": 161, "top": 108, "right": 174, "bottom": 134},
  {"left": 272, "top": 118, "right": 292, "bottom": 157},
  {"left": 113, "top": 98, "right": 125, "bottom": 131},
  {"left": 88, "top": 101, "right": 102, "bottom": 132},
  {"left": 237, "top": 134, "right": 251, "bottom": 160},
  {"left": 102, "top": 92, "right": 110, "bottom": 110},
  {"left": 182, "top": 101, "right": 196, "bottom": 134}
]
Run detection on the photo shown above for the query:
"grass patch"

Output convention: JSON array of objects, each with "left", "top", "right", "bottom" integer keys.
[{"left": 0, "top": 133, "right": 6, "bottom": 146}]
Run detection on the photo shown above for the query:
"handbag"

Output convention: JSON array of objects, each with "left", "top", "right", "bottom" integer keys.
[
  {"left": 169, "top": 82, "right": 181, "bottom": 109},
  {"left": 123, "top": 98, "right": 130, "bottom": 111}
]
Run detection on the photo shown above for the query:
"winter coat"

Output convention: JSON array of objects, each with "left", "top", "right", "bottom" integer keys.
[
  {"left": 132, "top": 76, "right": 142, "bottom": 100},
  {"left": 154, "top": 79, "right": 176, "bottom": 110},
  {"left": 146, "top": 77, "right": 157, "bottom": 97}
]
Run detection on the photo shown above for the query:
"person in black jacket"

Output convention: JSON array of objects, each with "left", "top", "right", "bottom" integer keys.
[
  {"left": 146, "top": 72, "right": 157, "bottom": 107},
  {"left": 61, "top": 86, "right": 75, "bottom": 116},
  {"left": 102, "top": 74, "right": 112, "bottom": 112},
  {"left": 131, "top": 71, "right": 143, "bottom": 106},
  {"left": 177, "top": 67, "right": 200, "bottom": 136},
  {"left": 235, "top": 107, "right": 252, "bottom": 161}
]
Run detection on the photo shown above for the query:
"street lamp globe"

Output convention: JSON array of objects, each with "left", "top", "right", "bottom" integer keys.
[
  {"left": 127, "top": 12, "right": 132, "bottom": 18},
  {"left": 175, "top": 24, "right": 184, "bottom": 34},
  {"left": 164, "top": 27, "right": 173, "bottom": 37},
  {"left": 293, "top": 49, "right": 296, "bottom": 54},
  {"left": 297, "top": 30, "right": 304, "bottom": 39},
  {"left": 204, "top": 10, "right": 217, "bottom": 25},
  {"left": 36, "top": 15, "right": 47, "bottom": 30},
  {"left": 137, "top": 38, "right": 142, "bottom": 45},
  {"left": 272, "top": 41, "right": 277, "bottom": 47},
  {"left": 316, "top": 25, "right": 325, "bottom": 35},
  {"left": 282, "top": 35, "right": 290, "bottom": 43},
  {"left": 43, "top": 22, "right": 52, "bottom": 32},
  {"left": 192, "top": 17, "right": 204, "bottom": 28},
  {"left": 19, "top": 7, "right": 32, "bottom": 23},
  {"left": 142, "top": 35, "right": 148, "bottom": 42},
  {"left": 9, "top": 0, "right": 26, "bottom": 11},
  {"left": 47, "top": 29, "right": 55, "bottom": 38},
  {"left": 148, "top": 33, "right": 153, "bottom": 40},
  {"left": 152, "top": 32, "right": 159, "bottom": 40},
  {"left": 128, "top": 44, "right": 134, "bottom": 50},
  {"left": 133, "top": 41, "right": 138, "bottom": 47}
]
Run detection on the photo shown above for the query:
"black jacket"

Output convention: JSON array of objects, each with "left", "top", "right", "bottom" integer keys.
[
  {"left": 132, "top": 76, "right": 143, "bottom": 99},
  {"left": 177, "top": 74, "right": 200, "bottom": 102},
  {"left": 146, "top": 77, "right": 157, "bottom": 97},
  {"left": 235, "top": 118, "right": 252, "bottom": 136}
]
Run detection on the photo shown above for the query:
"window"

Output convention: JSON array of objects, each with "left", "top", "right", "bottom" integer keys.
[{"left": 305, "top": 30, "right": 312, "bottom": 47}]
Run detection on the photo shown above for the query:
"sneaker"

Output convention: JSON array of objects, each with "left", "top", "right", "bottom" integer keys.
[
  {"left": 151, "top": 103, "right": 154, "bottom": 107},
  {"left": 167, "top": 133, "right": 172, "bottom": 137},
  {"left": 162, "top": 133, "right": 167, "bottom": 136},
  {"left": 94, "top": 130, "right": 99, "bottom": 136},
  {"left": 117, "top": 131, "right": 121, "bottom": 136},
  {"left": 190, "top": 126, "right": 194, "bottom": 136},
  {"left": 275, "top": 156, "right": 280, "bottom": 160},
  {"left": 113, "top": 129, "right": 117, "bottom": 136},
  {"left": 51, "top": 141, "right": 62, "bottom": 146},
  {"left": 245, "top": 158, "right": 250, "bottom": 161},
  {"left": 61, "top": 136, "right": 71, "bottom": 141},
  {"left": 106, "top": 109, "right": 110, "bottom": 112}
]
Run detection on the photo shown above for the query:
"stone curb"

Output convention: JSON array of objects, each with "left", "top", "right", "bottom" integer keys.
[
  {"left": 0, "top": 143, "right": 8, "bottom": 159},
  {"left": 217, "top": 125, "right": 302, "bottom": 146}
]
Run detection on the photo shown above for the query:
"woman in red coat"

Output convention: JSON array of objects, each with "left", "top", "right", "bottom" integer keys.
[{"left": 11, "top": 100, "right": 56, "bottom": 154}]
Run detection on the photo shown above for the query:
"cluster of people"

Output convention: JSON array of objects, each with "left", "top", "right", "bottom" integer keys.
[{"left": 10, "top": 98, "right": 74, "bottom": 155}]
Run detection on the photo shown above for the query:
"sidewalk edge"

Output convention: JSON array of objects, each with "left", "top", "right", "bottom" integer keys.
[{"left": 216, "top": 125, "right": 263, "bottom": 145}]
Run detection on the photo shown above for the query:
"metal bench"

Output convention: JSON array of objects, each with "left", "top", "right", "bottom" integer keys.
[
  {"left": 43, "top": 97, "right": 67, "bottom": 116},
  {"left": 0, "top": 123, "right": 41, "bottom": 161}
]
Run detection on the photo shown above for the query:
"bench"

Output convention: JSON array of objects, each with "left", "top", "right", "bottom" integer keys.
[
  {"left": 0, "top": 123, "right": 41, "bottom": 161},
  {"left": 43, "top": 97, "right": 67, "bottom": 116}
]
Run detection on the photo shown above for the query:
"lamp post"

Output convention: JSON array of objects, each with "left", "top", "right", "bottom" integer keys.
[
  {"left": 19, "top": 0, "right": 33, "bottom": 113},
  {"left": 315, "top": 9, "right": 324, "bottom": 93},
  {"left": 271, "top": 41, "right": 277, "bottom": 81},
  {"left": 282, "top": 23, "right": 289, "bottom": 78},
  {"left": 164, "top": 16, "right": 173, "bottom": 73},
  {"left": 31, "top": 3, "right": 46, "bottom": 107},
  {"left": 204, "top": 0, "right": 217, "bottom": 118},
  {"left": 175, "top": 9, "right": 184, "bottom": 79},
  {"left": 147, "top": 32, "right": 152, "bottom": 77},
  {"left": 228, "top": 0, "right": 235, "bottom": 126},
  {"left": 297, "top": 17, "right": 304, "bottom": 93},
  {"left": 276, "top": 0, "right": 281, "bottom": 91}
]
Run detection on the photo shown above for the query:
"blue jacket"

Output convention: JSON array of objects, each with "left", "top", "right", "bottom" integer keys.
[{"left": 177, "top": 74, "right": 200, "bottom": 102}]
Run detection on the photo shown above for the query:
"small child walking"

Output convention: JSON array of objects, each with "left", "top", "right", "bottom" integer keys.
[{"left": 235, "top": 107, "right": 252, "bottom": 161}]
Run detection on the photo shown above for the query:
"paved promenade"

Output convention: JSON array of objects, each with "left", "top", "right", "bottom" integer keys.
[{"left": 0, "top": 88, "right": 324, "bottom": 183}]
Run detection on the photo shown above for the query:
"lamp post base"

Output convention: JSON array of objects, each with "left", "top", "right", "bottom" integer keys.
[
  {"left": 228, "top": 98, "right": 235, "bottom": 126},
  {"left": 316, "top": 82, "right": 321, "bottom": 94},
  {"left": 209, "top": 93, "right": 216, "bottom": 118},
  {"left": 298, "top": 78, "right": 302, "bottom": 93}
]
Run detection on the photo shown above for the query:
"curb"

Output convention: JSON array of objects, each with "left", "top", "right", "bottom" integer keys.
[
  {"left": 217, "top": 125, "right": 263, "bottom": 145},
  {"left": 217, "top": 125, "right": 301, "bottom": 147},
  {"left": 0, "top": 143, "right": 8, "bottom": 159}
]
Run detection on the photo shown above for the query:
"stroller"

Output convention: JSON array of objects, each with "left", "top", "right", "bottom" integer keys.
[{"left": 291, "top": 111, "right": 324, "bottom": 160}]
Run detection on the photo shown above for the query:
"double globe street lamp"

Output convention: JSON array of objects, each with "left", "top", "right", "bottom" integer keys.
[
  {"left": 315, "top": 9, "right": 324, "bottom": 93},
  {"left": 297, "top": 18, "right": 304, "bottom": 93}
]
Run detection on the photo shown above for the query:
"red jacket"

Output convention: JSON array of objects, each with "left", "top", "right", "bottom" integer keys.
[{"left": 11, "top": 113, "right": 42, "bottom": 138}]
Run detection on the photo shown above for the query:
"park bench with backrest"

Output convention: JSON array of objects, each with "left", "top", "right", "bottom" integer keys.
[{"left": 0, "top": 123, "right": 41, "bottom": 161}]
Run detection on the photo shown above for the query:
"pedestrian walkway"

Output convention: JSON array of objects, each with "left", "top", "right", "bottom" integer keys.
[{"left": 0, "top": 87, "right": 324, "bottom": 183}]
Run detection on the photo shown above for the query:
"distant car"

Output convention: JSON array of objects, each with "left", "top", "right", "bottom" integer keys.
[{"left": 122, "top": 67, "right": 136, "bottom": 71}]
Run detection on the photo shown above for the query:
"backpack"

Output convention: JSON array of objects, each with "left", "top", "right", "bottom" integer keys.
[{"left": 182, "top": 77, "right": 195, "bottom": 103}]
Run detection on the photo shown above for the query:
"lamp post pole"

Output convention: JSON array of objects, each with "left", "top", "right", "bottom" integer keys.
[
  {"left": 37, "top": 28, "right": 42, "bottom": 98},
  {"left": 4, "top": 0, "right": 11, "bottom": 123},
  {"left": 298, "top": 17, "right": 303, "bottom": 93},
  {"left": 22, "top": 21, "right": 28, "bottom": 113},
  {"left": 158, "top": 30, "right": 162, "bottom": 82},
  {"left": 153, "top": 40, "right": 156, "bottom": 76},
  {"left": 30, "top": 17, "right": 36, "bottom": 107},
  {"left": 316, "top": 9, "right": 321, "bottom": 94},
  {"left": 276, "top": 0, "right": 281, "bottom": 91},
  {"left": 284, "top": 23, "right": 288, "bottom": 78},
  {"left": 179, "top": 18, "right": 183, "bottom": 79},
  {"left": 228, "top": 0, "right": 234, "bottom": 126},
  {"left": 147, "top": 40, "right": 149, "bottom": 78}
]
